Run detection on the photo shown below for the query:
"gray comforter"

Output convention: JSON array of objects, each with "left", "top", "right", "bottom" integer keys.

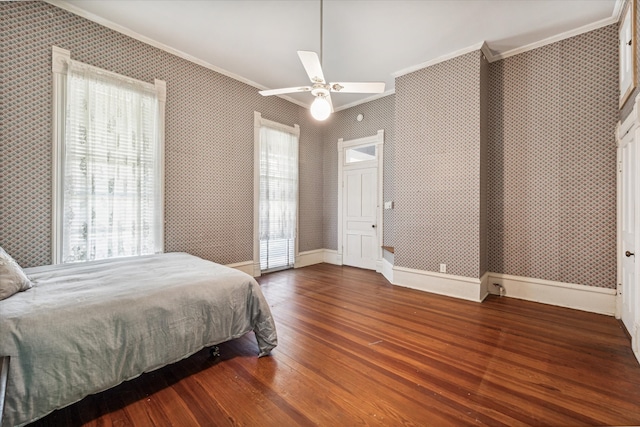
[{"left": 0, "top": 252, "right": 277, "bottom": 426}]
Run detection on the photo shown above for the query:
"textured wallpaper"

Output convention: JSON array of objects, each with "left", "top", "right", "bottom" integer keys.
[
  {"left": 488, "top": 25, "right": 618, "bottom": 288},
  {"left": 321, "top": 95, "right": 396, "bottom": 253},
  {"left": 479, "top": 53, "right": 489, "bottom": 277},
  {"left": 394, "top": 51, "right": 483, "bottom": 278},
  {"left": 1, "top": 2, "right": 620, "bottom": 291},
  {"left": 298, "top": 110, "right": 324, "bottom": 252},
  {"left": 0, "top": 2, "right": 323, "bottom": 267}
]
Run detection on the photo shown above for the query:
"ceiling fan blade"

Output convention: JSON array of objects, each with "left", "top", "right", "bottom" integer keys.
[
  {"left": 326, "top": 93, "right": 334, "bottom": 113},
  {"left": 329, "top": 82, "right": 386, "bottom": 94},
  {"left": 259, "top": 86, "right": 312, "bottom": 96},
  {"left": 298, "top": 51, "right": 325, "bottom": 84}
]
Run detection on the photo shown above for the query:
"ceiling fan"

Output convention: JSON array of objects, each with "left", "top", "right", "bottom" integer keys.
[{"left": 258, "top": 0, "right": 385, "bottom": 121}]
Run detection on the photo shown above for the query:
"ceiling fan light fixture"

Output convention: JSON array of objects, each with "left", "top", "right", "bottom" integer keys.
[
  {"left": 310, "top": 95, "right": 331, "bottom": 121},
  {"left": 257, "top": 0, "right": 384, "bottom": 116}
]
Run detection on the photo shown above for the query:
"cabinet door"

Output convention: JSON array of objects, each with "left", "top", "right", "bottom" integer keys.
[{"left": 620, "top": 0, "right": 636, "bottom": 107}]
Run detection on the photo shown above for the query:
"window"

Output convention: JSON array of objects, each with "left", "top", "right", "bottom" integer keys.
[
  {"left": 253, "top": 112, "right": 299, "bottom": 274},
  {"left": 345, "top": 144, "right": 377, "bottom": 164},
  {"left": 52, "top": 47, "right": 166, "bottom": 264}
]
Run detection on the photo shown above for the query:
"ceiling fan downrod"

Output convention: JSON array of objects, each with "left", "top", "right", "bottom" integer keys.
[
  {"left": 257, "top": 0, "right": 385, "bottom": 121},
  {"left": 319, "top": 0, "right": 323, "bottom": 66}
]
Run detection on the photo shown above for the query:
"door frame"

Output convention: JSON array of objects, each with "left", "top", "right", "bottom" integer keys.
[
  {"left": 337, "top": 130, "right": 384, "bottom": 271},
  {"left": 617, "top": 93, "right": 640, "bottom": 365}
]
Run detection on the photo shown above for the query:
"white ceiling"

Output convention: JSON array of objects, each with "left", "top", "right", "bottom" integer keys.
[{"left": 52, "top": 0, "right": 620, "bottom": 111}]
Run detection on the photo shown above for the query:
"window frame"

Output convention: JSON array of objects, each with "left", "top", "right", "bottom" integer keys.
[
  {"left": 253, "top": 111, "right": 300, "bottom": 277},
  {"left": 51, "top": 46, "right": 166, "bottom": 264}
]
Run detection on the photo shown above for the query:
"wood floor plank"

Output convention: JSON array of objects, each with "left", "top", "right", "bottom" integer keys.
[
  {"left": 274, "top": 306, "right": 575, "bottom": 426},
  {"left": 162, "top": 357, "right": 236, "bottom": 426},
  {"left": 273, "top": 321, "right": 507, "bottom": 426},
  {"left": 27, "top": 264, "right": 640, "bottom": 426}
]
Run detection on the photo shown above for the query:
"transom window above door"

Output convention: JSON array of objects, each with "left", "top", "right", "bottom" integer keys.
[{"left": 345, "top": 144, "right": 377, "bottom": 164}]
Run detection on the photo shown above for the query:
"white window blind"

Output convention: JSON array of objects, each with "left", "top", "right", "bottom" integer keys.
[
  {"left": 258, "top": 125, "right": 298, "bottom": 272},
  {"left": 52, "top": 48, "right": 165, "bottom": 264}
]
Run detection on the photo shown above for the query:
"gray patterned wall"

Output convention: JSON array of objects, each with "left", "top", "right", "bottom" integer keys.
[
  {"left": 0, "top": 2, "right": 323, "bottom": 267},
  {"left": 394, "top": 51, "right": 483, "bottom": 279},
  {"left": 488, "top": 24, "right": 618, "bottom": 288},
  {"left": 321, "top": 95, "right": 395, "bottom": 254},
  {"left": 298, "top": 110, "right": 324, "bottom": 252},
  {"left": 479, "top": 53, "right": 489, "bottom": 277},
  {"left": 1, "top": 2, "right": 620, "bottom": 291},
  {"left": 335, "top": 25, "right": 617, "bottom": 289}
]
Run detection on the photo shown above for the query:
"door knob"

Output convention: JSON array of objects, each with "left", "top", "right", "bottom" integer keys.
[
  {"left": 626, "top": 250, "right": 635, "bottom": 257},
  {"left": 371, "top": 224, "right": 376, "bottom": 228}
]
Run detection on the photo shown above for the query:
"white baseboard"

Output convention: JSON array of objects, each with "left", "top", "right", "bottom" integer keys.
[
  {"left": 323, "top": 249, "right": 342, "bottom": 266},
  {"left": 382, "top": 257, "right": 394, "bottom": 283},
  {"left": 226, "top": 261, "right": 254, "bottom": 276},
  {"left": 292, "top": 249, "right": 343, "bottom": 268},
  {"left": 479, "top": 271, "right": 490, "bottom": 301},
  {"left": 253, "top": 249, "right": 618, "bottom": 317},
  {"left": 631, "top": 322, "right": 640, "bottom": 366},
  {"left": 236, "top": 249, "right": 337, "bottom": 276},
  {"left": 295, "top": 249, "right": 325, "bottom": 268},
  {"left": 233, "top": 249, "right": 332, "bottom": 276},
  {"left": 634, "top": 323, "right": 640, "bottom": 366},
  {"left": 487, "top": 272, "right": 616, "bottom": 316},
  {"left": 392, "top": 266, "right": 484, "bottom": 302}
]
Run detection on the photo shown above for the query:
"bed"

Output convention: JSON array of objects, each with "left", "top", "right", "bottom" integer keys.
[{"left": 0, "top": 252, "right": 277, "bottom": 427}]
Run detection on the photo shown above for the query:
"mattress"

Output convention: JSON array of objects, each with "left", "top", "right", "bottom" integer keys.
[{"left": 0, "top": 252, "right": 277, "bottom": 426}]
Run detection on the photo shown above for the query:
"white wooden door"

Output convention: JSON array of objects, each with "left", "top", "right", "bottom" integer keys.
[
  {"left": 621, "top": 135, "right": 638, "bottom": 338},
  {"left": 343, "top": 167, "right": 378, "bottom": 270}
]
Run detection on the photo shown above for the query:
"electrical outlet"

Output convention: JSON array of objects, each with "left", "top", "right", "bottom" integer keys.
[
  {"left": 384, "top": 201, "right": 394, "bottom": 209},
  {"left": 439, "top": 264, "right": 446, "bottom": 273}
]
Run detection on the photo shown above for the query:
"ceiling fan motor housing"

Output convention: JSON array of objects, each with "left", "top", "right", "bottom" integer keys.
[{"left": 311, "top": 84, "right": 330, "bottom": 97}]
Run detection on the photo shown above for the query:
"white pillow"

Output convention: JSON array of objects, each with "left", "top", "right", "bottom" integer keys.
[{"left": 0, "top": 246, "right": 33, "bottom": 301}]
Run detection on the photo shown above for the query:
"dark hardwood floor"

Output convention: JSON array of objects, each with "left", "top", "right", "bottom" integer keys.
[{"left": 29, "top": 264, "right": 640, "bottom": 426}]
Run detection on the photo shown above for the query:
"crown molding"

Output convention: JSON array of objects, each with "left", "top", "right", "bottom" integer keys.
[
  {"left": 480, "top": 41, "right": 496, "bottom": 63},
  {"left": 44, "top": 0, "right": 624, "bottom": 112},
  {"left": 614, "top": 0, "right": 628, "bottom": 22},
  {"left": 44, "top": 0, "right": 308, "bottom": 110},
  {"left": 391, "top": 40, "right": 496, "bottom": 79},
  {"left": 333, "top": 89, "right": 396, "bottom": 113},
  {"left": 393, "top": 5, "right": 620, "bottom": 74},
  {"left": 490, "top": 15, "right": 618, "bottom": 62},
  {"left": 392, "top": 42, "right": 486, "bottom": 77}
]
